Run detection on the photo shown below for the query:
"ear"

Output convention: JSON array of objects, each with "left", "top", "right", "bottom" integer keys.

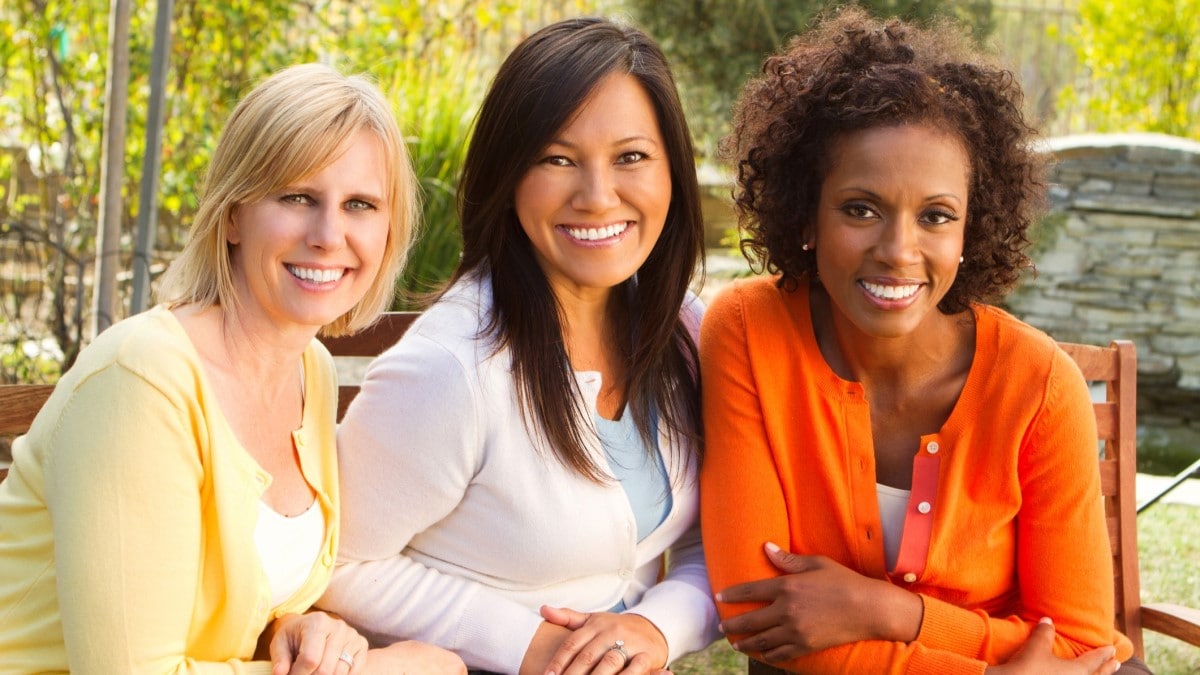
[{"left": 226, "top": 209, "right": 241, "bottom": 246}]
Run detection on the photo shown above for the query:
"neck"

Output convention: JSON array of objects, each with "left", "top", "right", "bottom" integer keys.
[{"left": 810, "top": 285, "right": 966, "bottom": 388}]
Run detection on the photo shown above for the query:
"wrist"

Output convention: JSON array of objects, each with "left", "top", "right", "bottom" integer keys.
[{"left": 874, "top": 583, "right": 923, "bottom": 642}]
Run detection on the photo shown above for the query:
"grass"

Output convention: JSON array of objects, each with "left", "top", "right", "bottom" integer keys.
[
  {"left": 1139, "top": 503, "right": 1200, "bottom": 674},
  {"left": 670, "top": 503, "right": 1200, "bottom": 674}
]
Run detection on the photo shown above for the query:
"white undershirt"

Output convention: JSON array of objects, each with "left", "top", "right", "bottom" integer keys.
[
  {"left": 876, "top": 483, "right": 912, "bottom": 572},
  {"left": 254, "top": 498, "right": 325, "bottom": 608}
]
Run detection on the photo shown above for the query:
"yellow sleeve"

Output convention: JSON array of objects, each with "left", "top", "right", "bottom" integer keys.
[{"left": 45, "top": 364, "right": 272, "bottom": 674}]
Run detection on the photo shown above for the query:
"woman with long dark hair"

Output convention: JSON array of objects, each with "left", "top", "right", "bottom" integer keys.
[{"left": 318, "top": 17, "right": 719, "bottom": 675}]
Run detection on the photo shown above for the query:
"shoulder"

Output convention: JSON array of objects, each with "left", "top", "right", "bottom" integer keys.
[
  {"left": 706, "top": 275, "right": 792, "bottom": 321},
  {"left": 973, "top": 304, "right": 1089, "bottom": 403},
  {"left": 365, "top": 275, "right": 500, "bottom": 393},
  {"left": 974, "top": 304, "right": 1067, "bottom": 369},
  {"left": 61, "top": 307, "right": 202, "bottom": 398}
]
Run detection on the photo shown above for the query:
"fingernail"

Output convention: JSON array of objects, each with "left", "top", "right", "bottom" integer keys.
[
  {"left": 714, "top": 591, "right": 724, "bottom": 602},
  {"left": 1038, "top": 616, "right": 1053, "bottom": 626},
  {"left": 718, "top": 622, "right": 726, "bottom": 634},
  {"left": 765, "top": 541, "right": 781, "bottom": 553}
]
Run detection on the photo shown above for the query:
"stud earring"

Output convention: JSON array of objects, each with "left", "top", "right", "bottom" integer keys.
[
  {"left": 959, "top": 256, "right": 965, "bottom": 264},
  {"left": 802, "top": 243, "right": 811, "bottom": 252}
]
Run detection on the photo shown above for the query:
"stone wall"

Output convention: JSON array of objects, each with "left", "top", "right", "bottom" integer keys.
[{"left": 1008, "top": 133, "right": 1200, "bottom": 432}]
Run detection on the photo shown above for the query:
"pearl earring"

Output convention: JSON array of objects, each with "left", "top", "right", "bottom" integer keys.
[
  {"left": 802, "top": 243, "right": 810, "bottom": 252},
  {"left": 959, "top": 256, "right": 965, "bottom": 264}
]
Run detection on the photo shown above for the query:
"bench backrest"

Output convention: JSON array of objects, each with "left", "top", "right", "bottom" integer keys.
[{"left": 0, "top": 323, "right": 1143, "bottom": 653}]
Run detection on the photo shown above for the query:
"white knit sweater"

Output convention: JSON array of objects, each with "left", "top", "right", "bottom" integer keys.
[{"left": 318, "top": 273, "right": 719, "bottom": 673}]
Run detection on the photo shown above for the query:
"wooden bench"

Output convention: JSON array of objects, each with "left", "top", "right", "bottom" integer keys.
[{"left": 1, "top": 317, "right": 1197, "bottom": 660}]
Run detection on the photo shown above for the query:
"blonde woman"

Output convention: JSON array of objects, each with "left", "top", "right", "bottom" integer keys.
[{"left": 0, "top": 64, "right": 464, "bottom": 674}]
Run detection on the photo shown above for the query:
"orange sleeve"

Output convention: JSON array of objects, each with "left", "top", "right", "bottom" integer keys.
[{"left": 699, "top": 284, "right": 792, "bottom": 608}]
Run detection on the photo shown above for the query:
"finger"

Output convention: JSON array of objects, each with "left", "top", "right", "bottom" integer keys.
[
  {"left": 763, "top": 542, "right": 819, "bottom": 574},
  {"left": 620, "top": 651, "right": 655, "bottom": 674},
  {"left": 547, "top": 629, "right": 599, "bottom": 675},
  {"left": 561, "top": 638, "right": 621, "bottom": 675},
  {"left": 718, "top": 604, "right": 785, "bottom": 637},
  {"left": 541, "top": 604, "right": 591, "bottom": 630},
  {"left": 270, "top": 627, "right": 296, "bottom": 675},
  {"left": 730, "top": 625, "right": 794, "bottom": 658},
  {"left": 714, "top": 578, "right": 783, "bottom": 604},
  {"left": 1072, "top": 645, "right": 1118, "bottom": 674}
]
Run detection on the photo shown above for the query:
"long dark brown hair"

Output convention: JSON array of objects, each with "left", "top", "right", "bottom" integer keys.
[{"left": 451, "top": 17, "right": 705, "bottom": 482}]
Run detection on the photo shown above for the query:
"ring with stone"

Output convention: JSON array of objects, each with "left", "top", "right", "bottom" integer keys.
[
  {"left": 338, "top": 650, "right": 354, "bottom": 668},
  {"left": 607, "top": 639, "right": 630, "bottom": 668}
]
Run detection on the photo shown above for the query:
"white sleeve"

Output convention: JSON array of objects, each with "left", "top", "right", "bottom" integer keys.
[
  {"left": 624, "top": 512, "right": 721, "bottom": 663},
  {"left": 318, "top": 333, "right": 542, "bottom": 672}
]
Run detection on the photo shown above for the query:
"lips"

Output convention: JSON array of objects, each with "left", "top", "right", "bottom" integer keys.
[{"left": 286, "top": 264, "right": 346, "bottom": 284}]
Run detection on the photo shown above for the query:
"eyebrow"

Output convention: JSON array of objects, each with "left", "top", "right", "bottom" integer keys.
[
  {"left": 547, "top": 134, "right": 661, "bottom": 149},
  {"left": 835, "top": 187, "right": 963, "bottom": 205}
]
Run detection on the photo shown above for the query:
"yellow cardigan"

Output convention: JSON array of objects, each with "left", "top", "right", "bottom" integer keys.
[
  {"left": 700, "top": 277, "right": 1133, "bottom": 674},
  {"left": 0, "top": 306, "right": 341, "bottom": 674}
]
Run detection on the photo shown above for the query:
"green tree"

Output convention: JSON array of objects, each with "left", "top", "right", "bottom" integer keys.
[
  {"left": 0, "top": 0, "right": 605, "bottom": 380},
  {"left": 626, "top": 0, "right": 995, "bottom": 156},
  {"left": 1059, "top": 0, "right": 1200, "bottom": 138}
]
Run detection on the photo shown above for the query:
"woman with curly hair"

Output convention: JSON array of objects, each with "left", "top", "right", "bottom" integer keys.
[{"left": 699, "top": 8, "right": 1138, "bottom": 674}]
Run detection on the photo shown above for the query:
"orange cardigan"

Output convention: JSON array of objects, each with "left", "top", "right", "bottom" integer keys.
[{"left": 699, "top": 276, "right": 1133, "bottom": 674}]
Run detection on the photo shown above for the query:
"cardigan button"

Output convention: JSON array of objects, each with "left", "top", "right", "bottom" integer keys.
[
  {"left": 926, "top": 441, "right": 940, "bottom": 454},
  {"left": 903, "top": 572, "right": 917, "bottom": 583},
  {"left": 917, "top": 501, "right": 932, "bottom": 514}
]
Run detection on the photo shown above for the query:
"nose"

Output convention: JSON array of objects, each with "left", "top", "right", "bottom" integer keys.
[
  {"left": 307, "top": 204, "right": 347, "bottom": 251},
  {"left": 874, "top": 216, "right": 923, "bottom": 268},
  {"left": 571, "top": 167, "right": 621, "bottom": 213}
]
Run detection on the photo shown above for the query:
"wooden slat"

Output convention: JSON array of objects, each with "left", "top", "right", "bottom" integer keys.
[
  {"left": 0, "top": 385, "right": 54, "bottom": 434},
  {"left": 1094, "top": 401, "right": 1116, "bottom": 440},
  {"left": 319, "top": 312, "right": 421, "bottom": 422},
  {"left": 1099, "top": 459, "right": 1118, "bottom": 497},
  {"left": 1142, "top": 603, "right": 1200, "bottom": 648},
  {"left": 318, "top": 312, "right": 419, "bottom": 357}
]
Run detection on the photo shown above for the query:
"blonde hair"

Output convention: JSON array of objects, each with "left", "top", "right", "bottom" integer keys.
[{"left": 159, "top": 63, "right": 419, "bottom": 336}]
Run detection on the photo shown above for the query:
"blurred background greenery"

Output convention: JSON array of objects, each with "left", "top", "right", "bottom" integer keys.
[{"left": 2, "top": 0, "right": 1197, "bottom": 379}]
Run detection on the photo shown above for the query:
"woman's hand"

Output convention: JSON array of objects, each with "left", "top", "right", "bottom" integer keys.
[
  {"left": 715, "top": 542, "right": 923, "bottom": 661},
  {"left": 986, "top": 618, "right": 1120, "bottom": 675},
  {"left": 266, "top": 611, "right": 369, "bottom": 675},
  {"left": 361, "top": 641, "right": 467, "bottom": 674},
  {"left": 532, "top": 605, "right": 670, "bottom": 674}
]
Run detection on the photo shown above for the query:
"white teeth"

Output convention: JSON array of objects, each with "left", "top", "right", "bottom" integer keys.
[
  {"left": 287, "top": 265, "right": 345, "bottom": 284},
  {"left": 862, "top": 281, "right": 919, "bottom": 300},
  {"left": 564, "top": 222, "right": 629, "bottom": 241}
]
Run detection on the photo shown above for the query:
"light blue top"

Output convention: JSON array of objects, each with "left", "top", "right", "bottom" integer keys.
[{"left": 595, "top": 409, "right": 672, "bottom": 542}]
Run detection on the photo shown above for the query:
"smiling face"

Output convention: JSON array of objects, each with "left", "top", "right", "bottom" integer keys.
[
  {"left": 513, "top": 72, "right": 671, "bottom": 302},
  {"left": 227, "top": 128, "right": 391, "bottom": 334},
  {"left": 813, "top": 124, "right": 970, "bottom": 340}
]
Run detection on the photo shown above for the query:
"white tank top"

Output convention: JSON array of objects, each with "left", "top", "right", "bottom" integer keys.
[
  {"left": 254, "top": 498, "right": 325, "bottom": 608},
  {"left": 876, "top": 483, "right": 911, "bottom": 572}
]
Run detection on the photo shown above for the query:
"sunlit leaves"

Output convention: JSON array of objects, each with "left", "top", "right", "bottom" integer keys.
[{"left": 1064, "top": 0, "right": 1200, "bottom": 138}]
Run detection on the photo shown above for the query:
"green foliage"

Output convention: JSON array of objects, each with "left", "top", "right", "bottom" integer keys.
[
  {"left": 625, "top": 0, "right": 995, "bottom": 156},
  {"left": 0, "top": 0, "right": 608, "bottom": 381},
  {"left": 1059, "top": 0, "right": 1200, "bottom": 139}
]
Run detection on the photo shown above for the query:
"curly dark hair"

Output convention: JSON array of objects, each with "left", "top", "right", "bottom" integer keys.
[{"left": 725, "top": 6, "right": 1045, "bottom": 312}]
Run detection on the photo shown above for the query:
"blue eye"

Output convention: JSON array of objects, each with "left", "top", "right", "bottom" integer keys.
[{"left": 346, "top": 199, "right": 376, "bottom": 211}]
